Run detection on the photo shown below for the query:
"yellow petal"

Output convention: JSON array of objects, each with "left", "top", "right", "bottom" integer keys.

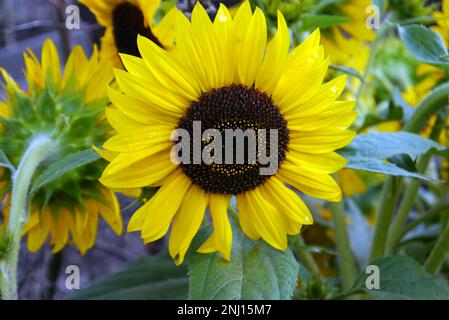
[
  {"left": 197, "top": 194, "right": 232, "bottom": 261},
  {"left": 236, "top": 7, "right": 267, "bottom": 86},
  {"left": 238, "top": 189, "right": 288, "bottom": 250},
  {"left": 255, "top": 12, "right": 289, "bottom": 92},
  {"left": 169, "top": 184, "right": 208, "bottom": 265},
  {"left": 127, "top": 170, "right": 190, "bottom": 241},
  {"left": 100, "top": 150, "right": 177, "bottom": 188},
  {"left": 278, "top": 163, "right": 342, "bottom": 202},
  {"left": 289, "top": 128, "right": 355, "bottom": 154}
]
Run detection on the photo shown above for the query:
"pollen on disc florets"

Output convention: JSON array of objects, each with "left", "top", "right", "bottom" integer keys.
[
  {"left": 112, "top": 2, "right": 163, "bottom": 57},
  {"left": 176, "top": 84, "right": 289, "bottom": 195}
]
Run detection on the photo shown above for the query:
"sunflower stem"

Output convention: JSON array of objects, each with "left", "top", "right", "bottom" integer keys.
[
  {"left": 330, "top": 201, "right": 357, "bottom": 290},
  {"left": 370, "top": 82, "right": 449, "bottom": 261},
  {"left": 0, "top": 135, "right": 53, "bottom": 300},
  {"left": 385, "top": 153, "right": 431, "bottom": 255},
  {"left": 385, "top": 116, "right": 444, "bottom": 254},
  {"left": 424, "top": 216, "right": 449, "bottom": 274},
  {"left": 290, "top": 234, "right": 320, "bottom": 278},
  {"left": 369, "top": 177, "right": 400, "bottom": 261},
  {"left": 404, "top": 82, "right": 449, "bottom": 133}
]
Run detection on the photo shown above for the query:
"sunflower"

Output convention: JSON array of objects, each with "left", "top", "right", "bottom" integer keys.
[
  {"left": 338, "top": 0, "right": 375, "bottom": 42},
  {"left": 433, "top": 0, "right": 449, "bottom": 46},
  {"left": 321, "top": 0, "right": 373, "bottom": 96},
  {"left": 99, "top": 2, "right": 356, "bottom": 264},
  {"left": 79, "top": 0, "right": 177, "bottom": 68},
  {"left": 0, "top": 40, "right": 122, "bottom": 254}
]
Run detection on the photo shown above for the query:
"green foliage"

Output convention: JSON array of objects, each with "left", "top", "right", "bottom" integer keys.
[
  {"left": 389, "top": 0, "right": 435, "bottom": 20},
  {"left": 0, "top": 227, "right": 13, "bottom": 262},
  {"left": 72, "top": 254, "right": 189, "bottom": 300},
  {"left": 350, "top": 256, "right": 449, "bottom": 299},
  {"left": 30, "top": 149, "right": 100, "bottom": 197},
  {"left": 188, "top": 213, "right": 299, "bottom": 300},
  {"left": 339, "top": 132, "right": 445, "bottom": 179},
  {"left": 398, "top": 25, "right": 449, "bottom": 71},
  {"left": 0, "top": 150, "right": 14, "bottom": 173}
]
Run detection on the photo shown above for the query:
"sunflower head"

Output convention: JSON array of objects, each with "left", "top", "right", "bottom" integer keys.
[
  {"left": 99, "top": 1, "right": 356, "bottom": 264},
  {"left": 79, "top": 0, "right": 178, "bottom": 68},
  {"left": 0, "top": 39, "right": 122, "bottom": 254}
]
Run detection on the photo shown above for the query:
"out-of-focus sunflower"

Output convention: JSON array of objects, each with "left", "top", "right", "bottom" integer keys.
[
  {"left": 337, "top": 168, "right": 366, "bottom": 197},
  {"left": 433, "top": 0, "right": 449, "bottom": 46},
  {"left": 98, "top": 2, "right": 356, "bottom": 264},
  {"left": 0, "top": 40, "right": 122, "bottom": 254},
  {"left": 338, "top": 0, "right": 375, "bottom": 42},
  {"left": 79, "top": 0, "right": 177, "bottom": 67},
  {"left": 322, "top": 30, "right": 369, "bottom": 76},
  {"left": 321, "top": 0, "right": 373, "bottom": 97}
]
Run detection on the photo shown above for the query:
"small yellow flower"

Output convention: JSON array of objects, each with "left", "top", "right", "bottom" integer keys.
[
  {"left": 79, "top": 0, "right": 177, "bottom": 68},
  {"left": 99, "top": 2, "right": 356, "bottom": 264},
  {"left": 0, "top": 40, "right": 122, "bottom": 254}
]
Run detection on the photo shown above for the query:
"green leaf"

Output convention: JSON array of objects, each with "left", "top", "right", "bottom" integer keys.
[
  {"left": 188, "top": 213, "right": 299, "bottom": 300},
  {"left": 72, "top": 254, "right": 188, "bottom": 300},
  {"left": 0, "top": 149, "right": 15, "bottom": 172},
  {"left": 30, "top": 148, "right": 100, "bottom": 195},
  {"left": 398, "top": 24, "right": 449, "bottom": 71},
  {"left": 350, "top": 255, "right": 449, "bottom": 299},
  {"left": 299, "top": 14, "right": 351, "bottom": 32},
  {"left": 339, "top": 132, "right": 445, "bottom": 179}
]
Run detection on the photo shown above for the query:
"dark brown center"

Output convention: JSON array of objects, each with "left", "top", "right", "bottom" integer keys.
[{"left": 176, "top": 84, "right": 289, "bottom": 195}]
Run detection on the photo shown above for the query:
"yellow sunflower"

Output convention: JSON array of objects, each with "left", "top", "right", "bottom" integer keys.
[
  {"left": 79, "top": 0, "right": 177, "bottom": 68},
  {"left": 339, "top": 0, "right": 375, "bottom": 42},
  {"left": 432, "top": 0, "right": 449, "bottom": 46},
  {"left": 0, "top": 40, "right": 122, "bottom": 254},
  {"left": 99, "top": 2, "right": 356, "bottom": 264}
]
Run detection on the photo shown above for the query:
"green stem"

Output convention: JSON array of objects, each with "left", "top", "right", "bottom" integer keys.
[
  {"left": 290, "top": 235, "right": 320, "bottom": 278},
  {"left": 399, "top": 203, "right": 449, "bottom": 241},
  {"left": 370, "top": 82, "right": 449, "bottom": 261},
  {"left": 331, "top": 201, "right": 357, "bottom": 290},
  {"left": 396, "top": 16, "right": 436, "bottom": 26},
  {"left": 369, "top": 177, "right": 400, "bottom": 261},
  {"left": 425, "top": 219, "right": 449, "bottom": 274},
  {"left": 385, "top": 153, "right": 432, "bottom": 255},
  {"left": 0, "top": 271, "right": 7, "bottom": 299},
  {"left": 440, "top": 210, "right": 449, "bottom": 235},
  {"left": 404, "top": 82, "right": 449, "bottom": 133},
  {"left": 0, "top": 135, "right": 53, "bottom": 300}
]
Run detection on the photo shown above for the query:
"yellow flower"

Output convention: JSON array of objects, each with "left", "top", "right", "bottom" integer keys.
[
  {"left": 0, "top": 40, "right": 122, "bottom": 254},
  {"left": 322, "top": 30, "right": 370, "bottom": 75},
  {"left": 79, "top": 0, "right": 177, "bottom": 68},
  {"left": 339, "top": 0, "right": 375, "bottom": 42},
  {"left": 432, "top": 0, "right": 449, "bottom": 46},
  {"left": 337, "top": 168, "right": 366, "bottom": 197},
  {"left": 402, "top": 64, "right": 446, "bottom": 107},
  {"left": 99, "top": 2, "right": 356, "bottom": 264}
]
